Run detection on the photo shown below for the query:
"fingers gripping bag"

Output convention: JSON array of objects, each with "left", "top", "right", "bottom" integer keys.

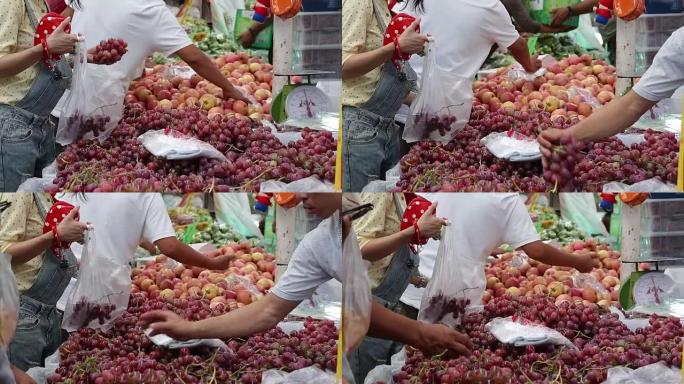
[
  {"left": 402, "top": 40, "right": 472, "bottom": 144},
  {"left": 62, "top": 230, "right": 131, "bottom": 332},
  {"left": 342, "top": 230, "right": 372, "bottom": 353},
  {"left": 56, "top": 42, "right": 123, "bottom": 145},
  {"left": 418, "top": 224, "right": 486, "bottom": 328}
]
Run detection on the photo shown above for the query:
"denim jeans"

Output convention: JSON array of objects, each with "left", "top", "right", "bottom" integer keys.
[
  {"left": 8, "top": 297, "right": 66, "bottom": 371},
  {"left": 0, "top": 107, "right": 56, "bottom": 191}
]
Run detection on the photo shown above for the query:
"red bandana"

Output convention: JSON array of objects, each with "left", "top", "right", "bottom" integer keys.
[
  {"left": 43, "top": 199, "right": 78, "bottom": 260},
  {"left": 400, "top": 196, "right": 433, "bottom": 246},
  {"left": 33, "top": 13, "right": 71, "bottom": 70},
  {"left": 383, "top": 13, "right": 419, "bottom": 71}
]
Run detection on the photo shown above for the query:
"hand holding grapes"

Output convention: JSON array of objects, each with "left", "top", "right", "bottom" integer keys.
[
  {"left": 398, "top": 19, "right": 429, "bottom": 56},
  {"left": 141, "top": 310, "right": 194, "bottom": 340},
  {"left": 415, "top": 202, "right": 446, "bottom": 239},
  {"left": 415, "top": 322, "right": 472, "bottom": 357},
  {"left": 538, "top": 128, "right": 574, "bottom": 158},
  {"left": 56, "top": 207, "right": 88, "bottom": 243}
]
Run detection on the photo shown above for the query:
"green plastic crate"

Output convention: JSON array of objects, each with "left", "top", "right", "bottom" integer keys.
[
  {"left": 525, "top": 0, "right": 581, "bottom": 28},
  {"left": 234, "top": 9, "right": 274, "bottom": 50}
]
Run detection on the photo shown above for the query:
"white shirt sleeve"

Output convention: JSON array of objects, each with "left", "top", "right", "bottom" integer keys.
[
  {"left": 501, "top": 196, "right": 540, "bottom": 249},
  {"left": 141, "top": 195, "right": 177, "bottom": 244},
  {"left": 483, "top": 3, "right": 520, "bottom": 49},
  {"left": 633, "top": 27, "right": 684, "bottom": 102},
  {"left": 271, "top": 217, "right": 339, "bottom": 302},
  {"left": 151, "top": 3, "right": 193, "bottom": 57}
]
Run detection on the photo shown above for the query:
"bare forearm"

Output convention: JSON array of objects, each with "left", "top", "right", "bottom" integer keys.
[
  {"left": 522, "top": 241, "right": 581, "bottom": 268},
  {"left": 156, "top": 238, "right": 215, "bottom": 269},
  {"left": 6, "top": 232, "right": 54, "bottom": 266},
  {"left": 360, "top": 228, "right": 413, "bottom": 262},
  {"left": 367, "top": 300, "right": 420, "bottom": 346},
  {"left": 177, "top": 46, "right": 235, "bottom": 93},
  {"left": 507, "top": 38, "right": 533, "bottom": 72},
  {"left": 342, "top": 44, "right": 394, "bottom": 79},
  {"left": 572, "top": 0, "right": 599, "bottom": 15},
  {"left": 569, "top": 91, "right": 656, "bottom": 141},
  {"left": 187, "top": 294, "right": 294, "bottom": 339},
  {"left": 0, "top": 45, "right": 43, "bottom": 78}
]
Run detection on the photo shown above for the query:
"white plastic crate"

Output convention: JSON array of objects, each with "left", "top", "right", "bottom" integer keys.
[{"left": 294, "top": 11, "right": 341, "bottom": 31}]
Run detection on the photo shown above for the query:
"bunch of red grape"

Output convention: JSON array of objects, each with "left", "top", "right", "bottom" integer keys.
[
  {"left": 51, "top": 106, "right": 336, "bottom": 192},
  {"left": 542, "top": 133, "right": 583, "bottom": 192},
  {"left": 91, "top": 38, "right": 128, "bottom": 65},
  {"left": 422, "top": 293, "right": 470, "bottom": 324},
  {"left": 412, "top": 112, "right": 458, "bottom": 139},
  {"left": 48, "top": 295, "right": 338, "bottom": 384},
  {"left": 64, "top": 113, "right": 111, "bottom": 141},
  {"left": 373, "top": 295, "right": 683, "bottom": 384},
  {"left": 64, "top": 297, "right": 116, "bottom": 329}
]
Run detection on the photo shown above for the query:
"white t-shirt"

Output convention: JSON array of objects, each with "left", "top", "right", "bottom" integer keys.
[
  {"left": 271, "top": 213, "right": 342, "bottom": 302},
  {"left": 633, "top": 27, "right": 684, "bottom": 102},
  {"left": 399, "top": 193, "right": 539, "bottom": 309},
  {"left": 398, "top": 0, "right": 519, "bottom": 81},
  {"left": 57, "top": 193, "right": 176, "bottom": 264}
]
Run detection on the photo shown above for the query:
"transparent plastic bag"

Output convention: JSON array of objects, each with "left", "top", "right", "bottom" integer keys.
[
  {"left": 62, "top": 230, "right": 131, "bottom": 332},
  {"left": 57, "top": 42, "right": 122, "bottom": 145},
  {"left": 572, "top": 272, "right": 608, "bottom": 294},
  {"left": 418, "top": 224, "right": 486, "bottom": 328},
  {"left": 342, "top": 231, "right": 371, "bottom": 353},
  {"left": 602, "top": 179, "right": 677, "bottom": 193},
  {"left": 138, "top": 129, "right": 228, "bottom": 161},
  {"left": 567, "top": 86, "right": 602, "bottom": 110},
  {"left": 403, "top": 41, "right": 471, "bottom": 143},
  {"left": 480, "top": 131, "right": 541, "bottom": 162},
  {"left": 486, "top": 317, "right": 576, "bottom": 349},
  {"left": 363, "top": 348, "right": 407, "bottom": 384},
  {"left": 261, "top": 366, "right": 336, "bottom": 384},
  {"left": 17, "top": 162, "right": 57, "bottom": 192},
  {"left": 210, "top": 0, "right": 244, "bottom": 36},
  {"left": 0, "top": 254, "right": 19, "bottom": 349},
  {"left": 260, "top": 176, "right": 335, "bottom": 193},
  {"left": 213, "top": 193, "right": 263, "bottom": 239},
  {"left": 604, "top": 362, "right": 681, "bottom": 384}
]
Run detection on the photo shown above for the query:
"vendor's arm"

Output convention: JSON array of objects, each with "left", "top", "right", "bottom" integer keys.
[
  {"left": 12, "top": 365, "right": 36, "bottom": 384},
  {"left": 540, "top": 27, "right": 684, "bottom": 149},
  {"left": 507, "top": 37, "right": 541, "bottom": 73},
  {"left": 341, "top": 0, "right": 426, "bottom": 79},
  {"left": 367, "top": 300, "right": 472, "bottom": 357},
  {"left": 551, "top": 0, "right": 598, "bottom": 26},
  {"left": 0, "top": 13, "right": 77, "bottom": 78},
  {"left": 486, "top": 3, "right": 541, "bottom": 73},
  {"left": 155, "top": 237, "right": 232, "bottom": 270},
  {"left": 501, "top": 0, "right": 542, "bottom": 34},
  {"left": 521, "top": 240, "right": 598, "bottom": 273},
  {"left": 239, "top": 15, "right": 273, "bottom": 49},
  {"left": 1, "top": 198, "right": 86, "bottom": 265},
  {"left": 143, "top": 293, "right": 297, "bottom": 340}
]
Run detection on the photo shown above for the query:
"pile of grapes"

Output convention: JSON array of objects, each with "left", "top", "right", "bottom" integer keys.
[
  {"left": 51, "top": 105, "right": 336, "bottom": 192},
  {"left": 374, "top": 295, "right": 683, "bottom": 384},
  {"left": 395, "top": 107, "right": 678, "bottom": 192},
  {"left": 47, "top": 297, "right": 337, "bottom": 384}
]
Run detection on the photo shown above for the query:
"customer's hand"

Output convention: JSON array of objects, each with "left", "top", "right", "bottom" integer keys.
[
  {"left": 12, "top": 366, "right": 36, "bottom": 384},
  {"left": 415, "top": 322, "right": 472, "bottom": 357},
  {"left": 239, "top": 30, "right": 256, "bottom": 49},
  {"left": 141, "top": 311, "right": 195, "bottom": 340},
  {"left": 416, "top": 203, "right": 446, "bottom": 239},
  {"left": 56, "top": 207, "right": 88, "bottom": 243},
  {"left": 551, "top": 7, "right": 571, "bottom": 26},
  {"left": 46, "top": 17, "right": 80, "bottom": 55},
  {"left": 398, "top": 19, "right": 429, "bottom": 56}
]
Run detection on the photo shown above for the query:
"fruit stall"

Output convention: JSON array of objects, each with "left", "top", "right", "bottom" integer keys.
[
  {"left": 26, "top": 193, "right": 340, "bottom": 384},
  {"left": 369, "top": 7, "right": 684, "bottom": 193},
  {"left": 364, "top": 193, "right": 684, "bottom": 384},
  {"left": 24, "top": 1, "right": 340, "bottom": 193}
]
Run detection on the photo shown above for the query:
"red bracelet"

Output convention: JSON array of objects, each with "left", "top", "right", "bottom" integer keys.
[
  {"left": 41, "top": 38, "right": 53, "bottom": 70},
  {"left": 52, "top": 226, "right": 64, "bottom": 260},
  {"left": 393, "top": 36, "right": 403, "bottom": 58},
  {"left": 413, "top": 221, "right": 421, "bottom": 242}
]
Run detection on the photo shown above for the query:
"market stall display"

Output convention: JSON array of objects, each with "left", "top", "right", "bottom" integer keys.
[
  {"left": 392, "top": 55, "right": 678, "bottom": 192},
  {"left": 169, "top": 206, "right": 243, "bottom": 245},
  {"left": 528, "top": 204, "right": 588, "bottom": 243}
]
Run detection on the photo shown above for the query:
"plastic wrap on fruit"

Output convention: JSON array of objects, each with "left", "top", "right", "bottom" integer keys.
[
  {"left": 486, "top": 316, "right": 576, "bottom": 349},
  {"left": 572, "top": 272, "right": 608, "bottom": 294}
]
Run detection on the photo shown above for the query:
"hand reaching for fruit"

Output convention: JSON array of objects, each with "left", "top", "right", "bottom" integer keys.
[
  {"left": 141, "top": 310, "right": 194, "bottom": 340},
  {"left": 415, "top": 322, "right": 473, "bottom": 358},
  {"left": 573, "top": 253, "right": 600, "bottom": 273},
  {"left": 222, "top": 85, "right": 253, "bottom": 105},
  {"left": 208, "top": 254, "right": 234, "bottom": 271},
  {"left": 538, "top": 128, "right": 575, "bottom": 158}
]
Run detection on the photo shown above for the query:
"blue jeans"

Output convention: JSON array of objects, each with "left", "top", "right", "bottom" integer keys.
[
  {"left": 0, "top": 107, "right": 56, "bottom": 192},
  {"left": 8, "top": 297, "right": 65, "bottom": 371},
  {"left": 342, "top": 106, "right": 401, "bottom": 192}
]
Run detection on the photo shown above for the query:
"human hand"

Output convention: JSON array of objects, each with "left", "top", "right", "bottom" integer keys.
[
  {"left": 397, "top": 19, "right": 429, "bottom": 56},
  {"left": 141, "top": 310, "right": 195, "bottom": 340},
  {"left": 208, "top": 254, "right": 233, "bottom": 270},
  {"left": 239, "top": 30, "right": 256, "bottom": 49},
  {"left": 46, "top": 17, "right": 80, "bottom": 55},
  {"left": 524, "top": 55, "right": 542, "bottom": 73},
  {"left": 416, "top": 202, "right": 447, "bottom": 239},
  {"left": 538, "top": 128, "right": 574, "bottom": 160},
  {"left": 12, "top": 366, "right": 36, "bottom": 384},
  {"left": 415, "top": 322, "right": 472, "bottom": 357},
  {"left": 551, "top": 7, "right": 571, "bottom": 26},
  {"left": 574, "top": 253, "right": 600, "bottom": 273},
  {"left": 56, "top": 207, "right": 88, "bottom": 243},
  {"left": 223, "top": 85, "right": 253, "bottom": 105}
]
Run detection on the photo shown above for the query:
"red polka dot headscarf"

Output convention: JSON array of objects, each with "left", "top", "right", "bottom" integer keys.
[
  {"left": 383, "top": 13, "right": 420, "bottom": 71},
  {"left": 400, "top": 195, "right": 433, "bottom": 246},
  {"left": 43, "top": 199, "right": 79, "bottom": 260},
  {"left": 33, "top": 13, "right": 71, "bottom": 70}
]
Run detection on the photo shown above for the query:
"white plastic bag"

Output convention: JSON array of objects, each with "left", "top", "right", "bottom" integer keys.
[
  {"left": 603, "top": 362, "right": 682, "bottom": 384},
  {"left": 418, "top": 224, "right": 486, "bottom": 328},
  {"left": 62, "top": 230, "right": 131, "bottom": 332},
  {"left": 403, "top": 41, "right": 471, "bottom": 143},
  {"left": 559, "top": 193, "right": 609, "bottom": 237},
  {"left": 480, "top": 131, "right": 541, "bottom": 162},
  {"left": 143, "top": 328, "right": 229, "bottom": 350},
  {"left": 486, "top": 317, "right": 576, "bottom": 349},
  {"left": 260, "top": 176, "right": 335, "bottom": 193},
  {"left": 138, "top": 129, "right": 228, "bottom": 161},
  {"left": 364, "top": 348, "right": 407, "bottom": 384},
  {"left": 57, "top": 42, "right": 123, "bottom": 145},
  {"left": 602, "top": 179, "right": 677, "bottom": 193},
  {"left": 17, "top": 162, "right": 57, "bottom": 192},
  {"left": 261, "top": 366, "right": 336, "bottom": 384},
  {"left": 213, "top": 193, "right": 263, "bottom": 239},
  {"left": 342, "top": 230, "right": 371, "bottom": 353},
  {"left": 26, "top": 350, "right": 60, "bottom": 384},
  {"left": 211, "top": 0, "right": 245, "bottom": 37},
  {"left": 0, "top": 254, "right": 19, "bottom": 349}
]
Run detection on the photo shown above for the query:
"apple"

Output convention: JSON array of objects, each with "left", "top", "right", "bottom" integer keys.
[{"left": 236, "top": 290, "right": 252, "bottom": 305}]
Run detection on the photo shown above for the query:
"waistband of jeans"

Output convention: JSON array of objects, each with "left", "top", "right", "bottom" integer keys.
[
  {"left": 20, "top": 294, "right": 58, "bottom": 316},
  {"left": 0, "top": 103, "right": 47, "bottom": 126},
  {"left": 342, "top": 105, "right": 395, "bottom": 125}
]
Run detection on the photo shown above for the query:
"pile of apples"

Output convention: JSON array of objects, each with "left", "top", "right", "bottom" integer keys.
[
  {"left": 125, "top": 52, "right": 274, "bottom": 121},
  {"left": 484, "top": 239, "right": 622, "bottom": 308},
  {"left": 474, "top": 54, "right": 616, "bottom": 122},
  {"left": 131, "top": 241, "right": 276, "bottom": 311}
]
